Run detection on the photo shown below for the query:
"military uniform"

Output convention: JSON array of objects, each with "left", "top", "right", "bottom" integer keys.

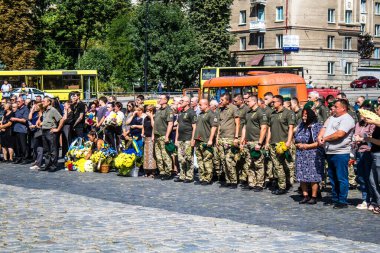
[
  {"left": 242, "top": 107, "right": 268, "bottom": 187},
  {"left": 236, "top": 103, "right": 250, "bottom": 183},
  {"left": 154, "top": 105, "right": 174, "bottom": 176},
  {"left": 263, "top": 105, "right": 275, "bottom": 182},
  {"left": 212, "top": 109, "right": 222, "bottom": 177},
  {"left": 177, "top": 108, "right": 197, "bottom": 181},
  {"left": 217, "top": 104, "right": 240, "bottom": 185},
  {"left": 194, "top": 110, "right": 219, "bottom": 183},
  {"left": 294, "top": 109, "right": 303, "bottom": 125},
  {"left": 315, "top": 104, "right": 329, "bottom": 123},
  {"left": 269, "top": 108, "right": 296, "bottom": 190}
]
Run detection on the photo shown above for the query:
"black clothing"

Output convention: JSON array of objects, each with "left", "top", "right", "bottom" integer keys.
[{"left": 143, "top": 116, "right": 153, "bottom": 138}]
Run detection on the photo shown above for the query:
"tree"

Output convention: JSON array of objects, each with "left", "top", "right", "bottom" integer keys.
[
  {"left": 77, "top": 48, "right": 113, "bottom": 82},
  {"left": 132, "top": 2, "right": 203, "bottom": 90},
  {"left": 358, "top": 33, "right": 375, "bottom": 59},
  {"left": 40, "top": 0, "right": 130, "bottom": 69},
  {"left": 0, "top": 0, "right": 39, "bottom": 69},
  {"left": 187, "top": 0, "right": 235, "bottom": 67}
]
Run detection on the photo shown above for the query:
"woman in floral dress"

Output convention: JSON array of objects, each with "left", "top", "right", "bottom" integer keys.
[{"left": 294, "top": 108, "right": 324, "bottom": 205}]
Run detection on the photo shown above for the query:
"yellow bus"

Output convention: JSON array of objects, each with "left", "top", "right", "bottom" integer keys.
[
  {"left": 200, "top": 66, "right": 304, "bottom": 88},
  {"left": 0, "top": 70, "right": 98, "bottom": 101}
]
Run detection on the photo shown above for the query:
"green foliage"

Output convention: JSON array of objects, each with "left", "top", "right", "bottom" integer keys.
[
  {"left": 187, "top": 0, "right": 235, "bottom": 67},
  {"left": 358, "top": 33, "right": 375, "bottom": 59},
  {"left": 0, "top": 0, "right": 39, "bottom": 69},
  {"left": 77, "top": 48, "right": 113, "bottom": 82},
  {"left": 132, "top": 2, "right": 203, "bottom": 90},
  {"left": 107, "top": 13, "right": 139, "bottom": 89}
]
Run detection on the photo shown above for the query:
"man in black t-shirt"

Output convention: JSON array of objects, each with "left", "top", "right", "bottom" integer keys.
[{"left": 70, "top": 91, "right": 85, "bottom": 138}]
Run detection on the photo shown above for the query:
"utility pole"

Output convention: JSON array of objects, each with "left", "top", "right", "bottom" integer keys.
[{"left": 144, "top": 0, "right": 149, "bottom": 92}]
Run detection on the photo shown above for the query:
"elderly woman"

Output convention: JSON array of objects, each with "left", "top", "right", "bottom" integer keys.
[
  {"left": 294, "top": 108, "right": 324, "bottom": 205},
  {"left": 0, "top": 102, "right": 15, "bottom": 162}
]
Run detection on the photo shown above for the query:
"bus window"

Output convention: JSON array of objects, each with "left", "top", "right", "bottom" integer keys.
[
  {"left": 203, "top": 88, "right": 209, "bottom": 100},
  {"left": 202, "top": 69, "right": 217, "bottom": 80},
  {"left": 63, "top": 75, "right": 81, "bottom": 89},
  {"left": 242, "top": 86, "right": 257, "bottom": 94},
  {"left": 43, "top": 75, "right": 62, "bottom": 90},
  {"left": 279, "top": 87, "right": 297, "bottom": 99},
  {"left": 233, "top": 87, "right": 242, "bottom": 96}
]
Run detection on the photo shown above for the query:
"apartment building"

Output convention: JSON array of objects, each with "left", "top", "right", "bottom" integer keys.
[{"left": 229, "top": 0, "right": 377, "bottom": 88}]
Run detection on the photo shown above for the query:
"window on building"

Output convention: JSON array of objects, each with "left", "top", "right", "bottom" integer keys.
[
  {"left": 345, "top": 10, "right": 352, "bottom": 23},
  {"left": 258, "top": 34, "right": 264, "bottom": 49},
  {"left": 327, "top": 36, "right": 335, "bottom": 49},
  {"left": 276, "top": 6, "right": 284, "bottom": 21},
  {"left": 257, "top": 5, "right": 265, "bottom": 21},
  {"left": 276, "top": 34, "right": 283, "bottom": 48},
  {"left": 376, "top": 24, "right": 380, "bottom": 36},
  {"left": 345, "top": 62, "right": 352, "bottom": 75},
  {"left": 240, "top": 37, "right": 247, "bottom": 50},
  {"left": 361, "top": 24, "right": 366, "bottom": 34},
  {"left": 376, "top": 3, "right": 380, "bottom": 14},
  {"left": 328, "top": 62, "right": 335, "bottom": 75},
  {"left": 239, "top": 10, "right": 247, "bottom": 25},
  {"left": 374, "top": 48, "right": 380, "bottom": 59},
  {"left": 239, "top": 62, "right": 246, "bottom": 67},
  {"left": 328, "top": 9, "right": 335, "bottom": 23},
  {"left": 344, "top": 37, "right": 352, "bottom": 50},
  {"left": 275, "top": 60, "right": 282, "bottom": 66},
  {"left": 361, "top": 0, "right": 367, "bottom": 13}
]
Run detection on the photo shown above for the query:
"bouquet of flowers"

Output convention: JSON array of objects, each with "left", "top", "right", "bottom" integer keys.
[
  {"left": 65, "top": 160, "right": 75, "bottom": 171},
  {"left": 114, "top": 153, "right": 136, "bottom": 176},
  {"left": 275, "top": 141, "right": 292, "bottom": 161},
  {"left": 74, "top": 158, "right": 87, "bottom": 173},
  {"left": 90, "top": 147, "right": 118, "bottom": 166},
  {"left": 86, "top": 111, "right": 97, "bottom": 126},
  {"left": 66, "top": 138, "right": 92, "bottom": 161}
]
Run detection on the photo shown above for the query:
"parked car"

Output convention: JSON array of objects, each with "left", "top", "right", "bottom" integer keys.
[
  {"left": 350, "top": 76, "right": 379, "bottom": 88},
  {"left": 10, "top": 88, "right": 54, "bottom": 100}
]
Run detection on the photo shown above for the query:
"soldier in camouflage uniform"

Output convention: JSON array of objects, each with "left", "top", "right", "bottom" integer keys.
[
  {"left": 240, "top": 95, "right": 268, "bottom": 191},
  {"left": 266, "top": 95, "right": 296, "bottom": 195},
  {"left": 263, "top": 92, "right": 275, "bottom": 188},
  {"left": 217, "top": 93, "right": 240, "bottom": 188},
  {"left": 234, "top": 94, "right": 250, "bottom": 186},
  {"left": 194, "top": 99, "right": 219, "bottom": 185},
  {"left": 174, "top": 96, "right": 197, "bottom": 183},
  {"left": 154, "top": 94, "right": 174, "bottom": 180},
  {"left": 210, "top": 100, "right": 222, "bottom": 179}
]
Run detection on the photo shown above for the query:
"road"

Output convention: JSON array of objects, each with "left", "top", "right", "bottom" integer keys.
[{"left": 1, "top": 163, "right": 379, "bottom": 252}]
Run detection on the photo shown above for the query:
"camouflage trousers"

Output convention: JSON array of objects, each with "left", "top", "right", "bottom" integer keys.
[
  {"left": 348, "top": 161, "right": 357, "bottom": 186},
  {"left": 264, "top": 150, "right": 275, "bottom": 181},
  {"left": 195, "top": 141, "right": 214, "bottom": 183},
  {"left": 178, "top": 141, "right": 194, "bottom": 181},
  {"left": 269, "top": 144, "right": 294, "bottom": 190},
  {"left": 238, "top": 148, "right": 249, "bottom": 182},
  {"left": 154, "top": 135, "right": 173, "bottom": 176},
  {"left": 286, "top": 144, "right": 296, "bottom": 186},
  {"left": 242, "top": 141, "right": 265, "bottom": 187},
  {"left": 217, "top": 138, "right": 240, "bottom": 184},
  {"left": 213, "top": 146, "right": 222, "bottom": 177}
]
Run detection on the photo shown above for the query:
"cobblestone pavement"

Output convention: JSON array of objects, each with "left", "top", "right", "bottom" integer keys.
[{"left": 1, "top": 164, "right": 380, "bottom": 252}]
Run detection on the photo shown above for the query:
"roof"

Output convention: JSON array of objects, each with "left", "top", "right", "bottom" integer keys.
[{"left": 203, "top": 73, "right": 305, "bottom": 88}]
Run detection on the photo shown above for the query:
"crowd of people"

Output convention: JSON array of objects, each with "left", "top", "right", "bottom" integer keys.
[{"left": 1, "top": 84, "right": 380, "bottom": 214}]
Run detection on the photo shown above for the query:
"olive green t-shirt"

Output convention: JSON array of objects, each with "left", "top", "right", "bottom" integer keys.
[
  {"left": 218, "top": 104, "right": 239, "bottom": 138},
  {"left": 315, "top": 105, "right": 329, "bottom": 123},
  {"left": 194, "top": 110, "right": 218, "bottom": 142},
  {"left": 245, "top": 107, "right": 268, "bottom": 141},
  {"left": 154, "top": 106, "right": 174, "bottom": 136},
  {"left": 269, "top": 108, "right": 296, "bottom": 144},
  {"left": 177, "top": 108, "right": 197, "bottom": 141},
  {"left": 294, "top": 109, "right": 303, "bottom": 125},
  {"left": 264, "top": 105, "right": 274, "bottom": 119},
  {"left": 237, "top": 104, "right": 250, "bottom": 136}
]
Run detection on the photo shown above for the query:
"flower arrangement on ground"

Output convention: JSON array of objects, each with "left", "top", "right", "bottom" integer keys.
[
  {"left": 90, "top": 147, "right": 118, "bottom": 170},
  {"left": 114, "top": 153, "right": 136, "bottom": 176}
]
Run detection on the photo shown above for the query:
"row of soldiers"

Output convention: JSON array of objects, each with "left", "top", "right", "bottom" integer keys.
[{"left": 153, "top": 91, "right": 317, "bottom": 195}]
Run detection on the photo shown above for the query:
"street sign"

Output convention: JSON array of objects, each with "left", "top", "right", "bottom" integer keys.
[{"left": 282, "top": 35, "right": 299, "bottom": 53}]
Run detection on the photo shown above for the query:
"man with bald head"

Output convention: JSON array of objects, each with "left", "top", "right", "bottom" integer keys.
[
  {"left": 194, "top": 99, "right": 218, "bottom": 185},
  {"left": 174, "top": 96, "right": 197, "bottom": 183}
]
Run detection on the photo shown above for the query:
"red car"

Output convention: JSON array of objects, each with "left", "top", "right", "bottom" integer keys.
[{"left": 350, "top": 76, "right": 379, "bottom": 88}]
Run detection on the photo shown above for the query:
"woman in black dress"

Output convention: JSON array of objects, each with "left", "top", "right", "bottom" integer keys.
[{"left": 0, "top": 102, "right": 15, "bottom": 162}]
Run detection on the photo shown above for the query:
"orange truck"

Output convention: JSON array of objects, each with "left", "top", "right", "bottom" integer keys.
[{"left": 184, "top": 71, "right": 308, "bottom": 103}]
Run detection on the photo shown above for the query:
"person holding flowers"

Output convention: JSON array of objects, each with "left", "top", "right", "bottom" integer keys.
[
  {"left": 85, "top": 130, "right": 105, "bottom": 160},
  {"left": 240, "top": 95, "right": 268, "bottom": 192},
  {"left": 295, "top": 108, "right": 324, "bottom": 205},
  {"left": 266, "top": 95, "right": 296, "bottom": 195}
]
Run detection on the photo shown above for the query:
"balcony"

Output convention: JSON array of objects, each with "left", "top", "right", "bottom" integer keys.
[
  {"left": 250, "top": 0, "right": 267, "bottom": 5},
  {"left": 250, "top": 21, "right": 266, "bottom": 33}
]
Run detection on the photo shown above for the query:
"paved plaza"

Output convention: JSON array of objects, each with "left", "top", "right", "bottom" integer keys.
[{"left": 1, "top": 163, "right": 380, "bottom": 252}]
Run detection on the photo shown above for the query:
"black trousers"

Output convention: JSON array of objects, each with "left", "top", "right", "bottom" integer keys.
[
  {"left": 15, "top": 133, "right": 28, "bottom": 161},
  {"left": 42, "top": 130, "right": 58, "bottom": 169},
  {"left": 62, "top": 125, "right": 72, "bottom": 157}
]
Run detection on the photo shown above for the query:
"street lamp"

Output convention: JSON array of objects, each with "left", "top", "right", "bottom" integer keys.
[{"left": 143, "top": 0, "right": 150, "bottom": 92}]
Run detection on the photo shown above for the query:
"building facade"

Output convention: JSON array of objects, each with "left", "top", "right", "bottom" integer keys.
[{"left": 229, "top": 0, "right": 380, "bottom": 88}]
